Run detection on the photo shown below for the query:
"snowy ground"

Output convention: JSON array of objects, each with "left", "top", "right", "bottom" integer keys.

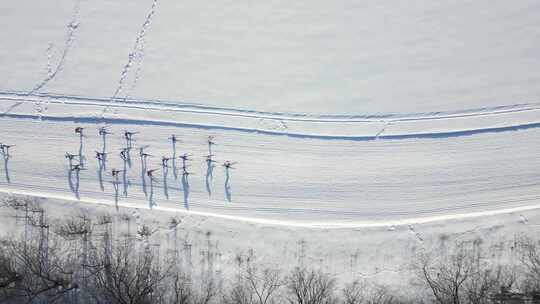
[
  {"left": 1, "top": 193, "right": 538, "bottom": 288},
  {"left": 1, "top": 0, "right": 539, "bottom": 114},
  {"left": 0, "top": 93, "right": 539, "bottom": 227},
  {"left": 1, "top": 0, "right": 540, "bottom": 288}
]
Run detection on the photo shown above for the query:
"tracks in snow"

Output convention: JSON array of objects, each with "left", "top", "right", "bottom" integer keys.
[
  {"left": 29, "top": 0, "right": 81, "bottom": 95},
  {"left": 112, "top": 0, "right": 159, "bottom": 100},
  {"left": 1, "top": 91, "right": 540, "bottom": 140},
  {"left": 0, "top": 94, "right": 539, "bottom": 227},
  {"left": 2, "top": 187, "right": 540, "bottom": 229}
]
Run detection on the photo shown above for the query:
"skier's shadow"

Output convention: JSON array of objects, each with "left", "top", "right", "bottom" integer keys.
[
  {"left": 74, "top": 170, "right": 80, "bottom": 200},
  {"left": 97, "top": 159, "right": 104, "bottom": 191},
  {"left": 100, "top": 131, "right": 108, "bottom": 170},
  {"left": 181, "top": 173, "right": 190, "bottom": 209},
  {"left": 163, "top": 165, "right": 169, "bottom": 199},
  {"left": 140, "top": 154, "right": 148, "bottom": 197},
  {"left": 125, "top": 135, "right": 133, "bottom": 150},
  {"left": 66, "top": 158, "right": 75, "bottom": 196},
  {"left": 78, "top": 133, "right": 85, "bottom": 168},
  {"left": 120, "top": 150, "right": 131, "bottom": 196},
  {"left": 101, "top": 130, "right": 107, "bottom": 154},
  {"left": 171, "top": 140, "right": 178, "bottom": 180},
  {"left": 126, "top": 148, "right": 132, "bottom": 168},
  {"left": 2, "top": 153, "right": 10, "bottom": 184},
  {"left": 68, "top": 169, "right": 74, "bottom": 193},
  {"left": 205, "top": 160, "right": 214, "bottom": 196},
  {"left": 122, "top": 159, "right": 130, "bottom": 197},
  {"left": 67, "top": 168, "right": 80, "bottom": 200},
  {"left": 224, "top": 167, "right": 232, "bottom": 202},
  {"left": 113, "top": 180, "right": 120, "bottom": 210},
  {"left": 148, "top": 177, "right": 156, "bottom": 209}
]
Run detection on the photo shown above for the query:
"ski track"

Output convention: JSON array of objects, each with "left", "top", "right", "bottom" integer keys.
[
  {"left": 2, "top": 187, "right": 540, "bottom": 229},
  {"left": 29, "top": 0, "right": 81, "bottom": 95},
  {"left": 0, "top": 92, "right": 539, "bottom": 227},
  {"left": 5, "top": 169, "right": 540, "bottom": 218},
  {"left": 6, "top": 90, "right": 540, "bottom": 122},
  {"left": 1, "top": 91, "right": 540, "bottom": 140}
]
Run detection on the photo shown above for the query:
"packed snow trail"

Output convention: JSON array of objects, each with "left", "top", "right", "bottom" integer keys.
[
  {"left": 0, "top": 95, "right": 539, "bottom": 226},
  {"left": 1, "top": 91, "right": 540, "bottom": 139}
]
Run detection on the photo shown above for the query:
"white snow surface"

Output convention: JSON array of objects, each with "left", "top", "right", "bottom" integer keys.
[
  {"left": 1, "top": 0, "right": 540, "bottom": 114},
  {"left": 1, "top": 194, "right": 538, "bottom": 287},
  {"left": 1, "top": 1, "right": 540, "bottom": 287},
  {"left": 0, "top": 92, "right": 539, "bottom": 226}
]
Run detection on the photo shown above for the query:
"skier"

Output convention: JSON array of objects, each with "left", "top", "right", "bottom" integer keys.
[
  {"left": 207, "top": 136, "right": 216, "bottom": 155},
  {"left": 147, "top": 168, "right": 159, "bottom": 179},
  {"left": 65, "top": 152, "right": 79, "bottom": 161},
  {"left": 0, "top": 144, "right": 14, "bottom": 156},
  {"left": 95, "top": 151, "right": 107, "bottom": 162},
  {"left": 169, "top": 134, "right": 179, "bottom": 145},
  {"left": 112, "top": 168, "right": 123, "bottom": 178},
  {"left": 124, "top": 130, "right": 138, "bottom": 141},
  {"left": 178, "top": 153, "right": 191, "bottom": 161},
  {"left": 223, "top": 161, "right": 237, "bottom": 169},
  {"left": 98, "top": 126, "right": 111, "bottom": 136},
  {"left": 139, "top": 148, "right": 152, "bottom": 159},
  {"left": 162, "top": 156, "right": 170, "bottom": 168},
  {"left": 70, "top": 163, "right": 84, "bottom": 172},
  {"left": 119, "top": 148, "right": 130, "bottom": 161}
]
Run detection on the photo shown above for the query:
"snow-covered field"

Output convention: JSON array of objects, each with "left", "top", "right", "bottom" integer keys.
[
  {"left": 1, "top": 0, "right": 539, "bottom": 114},
  {"left": 0, "top": 194, "right": 538, "bottom": 288},
  {"left": 0, "top": 93, "right": 539, "bottom": 227},
  {"left": 1, "top": 0, "right": 540, "bottom": 288}
]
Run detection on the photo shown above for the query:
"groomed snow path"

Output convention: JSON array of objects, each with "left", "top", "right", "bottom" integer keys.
[{"left": 0, "top": 92, "right": 539, "bottom": 227}]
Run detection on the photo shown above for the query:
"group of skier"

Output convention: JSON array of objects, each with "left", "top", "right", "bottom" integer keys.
[{"left": 64, "top": 126, "right": 237, "bottom": 200}]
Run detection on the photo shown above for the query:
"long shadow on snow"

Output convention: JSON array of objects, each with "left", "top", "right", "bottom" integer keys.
[
  {"left": 224, "top": 167, "right": 232, "bottom": 202},
  {"left": 2, "top": 153, "right": 10, "bottom": 184},
  {"left": 140, "top": 153, "right": 148, "bottom": 197},
  {"left": 2, "top": 113, "right": 540, "bottom": 141},
  {"left": 121, "top": 157, "right": 130, "bottom": 197},
  {"left": 205, "top": 159, "right": 214, "bottom": 197},
  {"left": 162, "top": 165, "right": 169, "bottom": 199},
  {"left": 78, "top": 133, "right": 85, "bottom": 168},
  {"left": 67, "top": 168, "right": 80, "bottom": 200},
  {"left": 97, "top": 159, "right": 104, "bottom": 191},
  {"left": 181, "top": 173, "right": 190, "bottom": 209}
]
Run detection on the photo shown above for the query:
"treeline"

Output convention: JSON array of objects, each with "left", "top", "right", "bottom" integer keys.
[{"left": 1, "top": 197, "right": 540, "bottom": 303}]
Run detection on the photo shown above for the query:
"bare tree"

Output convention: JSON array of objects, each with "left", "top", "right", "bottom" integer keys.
[
  {"left": 169, "top": 270, "right": 218, "bottom": 304},
  {"left": 243, "top": 252, "right": 282, "bottom": 304},
  {"left": 518, "top": 236, "right": 540, "bottom": 294},
  {"left": 0, "top": 241, "right": 21, "bottom": 300},
  {"left": 223, "top": 251, "right": 282, "bottom": 304},
  {"left": 342, "top": 280, "right": 366, "bottom": 304},
  {"left": 170, "top": 272, "right": 194, "bottom": 304},
  {"left": 224, "top": 279, "right": 254, "bottom": 304},
  {"left": 89, "top": 239, "right": 170, "bottom": 304},
  {"left": 342, "top": 280, "right": 401, "bottom": 304},
  {"left": 286, "top": 267, "right": 337, "bottom": 304},
  {"left": 2, "top": 236, "right": 79, "bottom": 303},
  {"left": 417, "top": 243, "right": 474, "bottom": 304},
  {"left": 54, "top": 214, "right": 93, "bottom": 302},
  {"left": 464, "top": 264, "right": 515, "bottom": 304},
  {"left": 366, "top": 286, "right": 399, "bottom": 304},
  {"left": 417, "top": 241, "right": 514, "bottom": 304}
]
